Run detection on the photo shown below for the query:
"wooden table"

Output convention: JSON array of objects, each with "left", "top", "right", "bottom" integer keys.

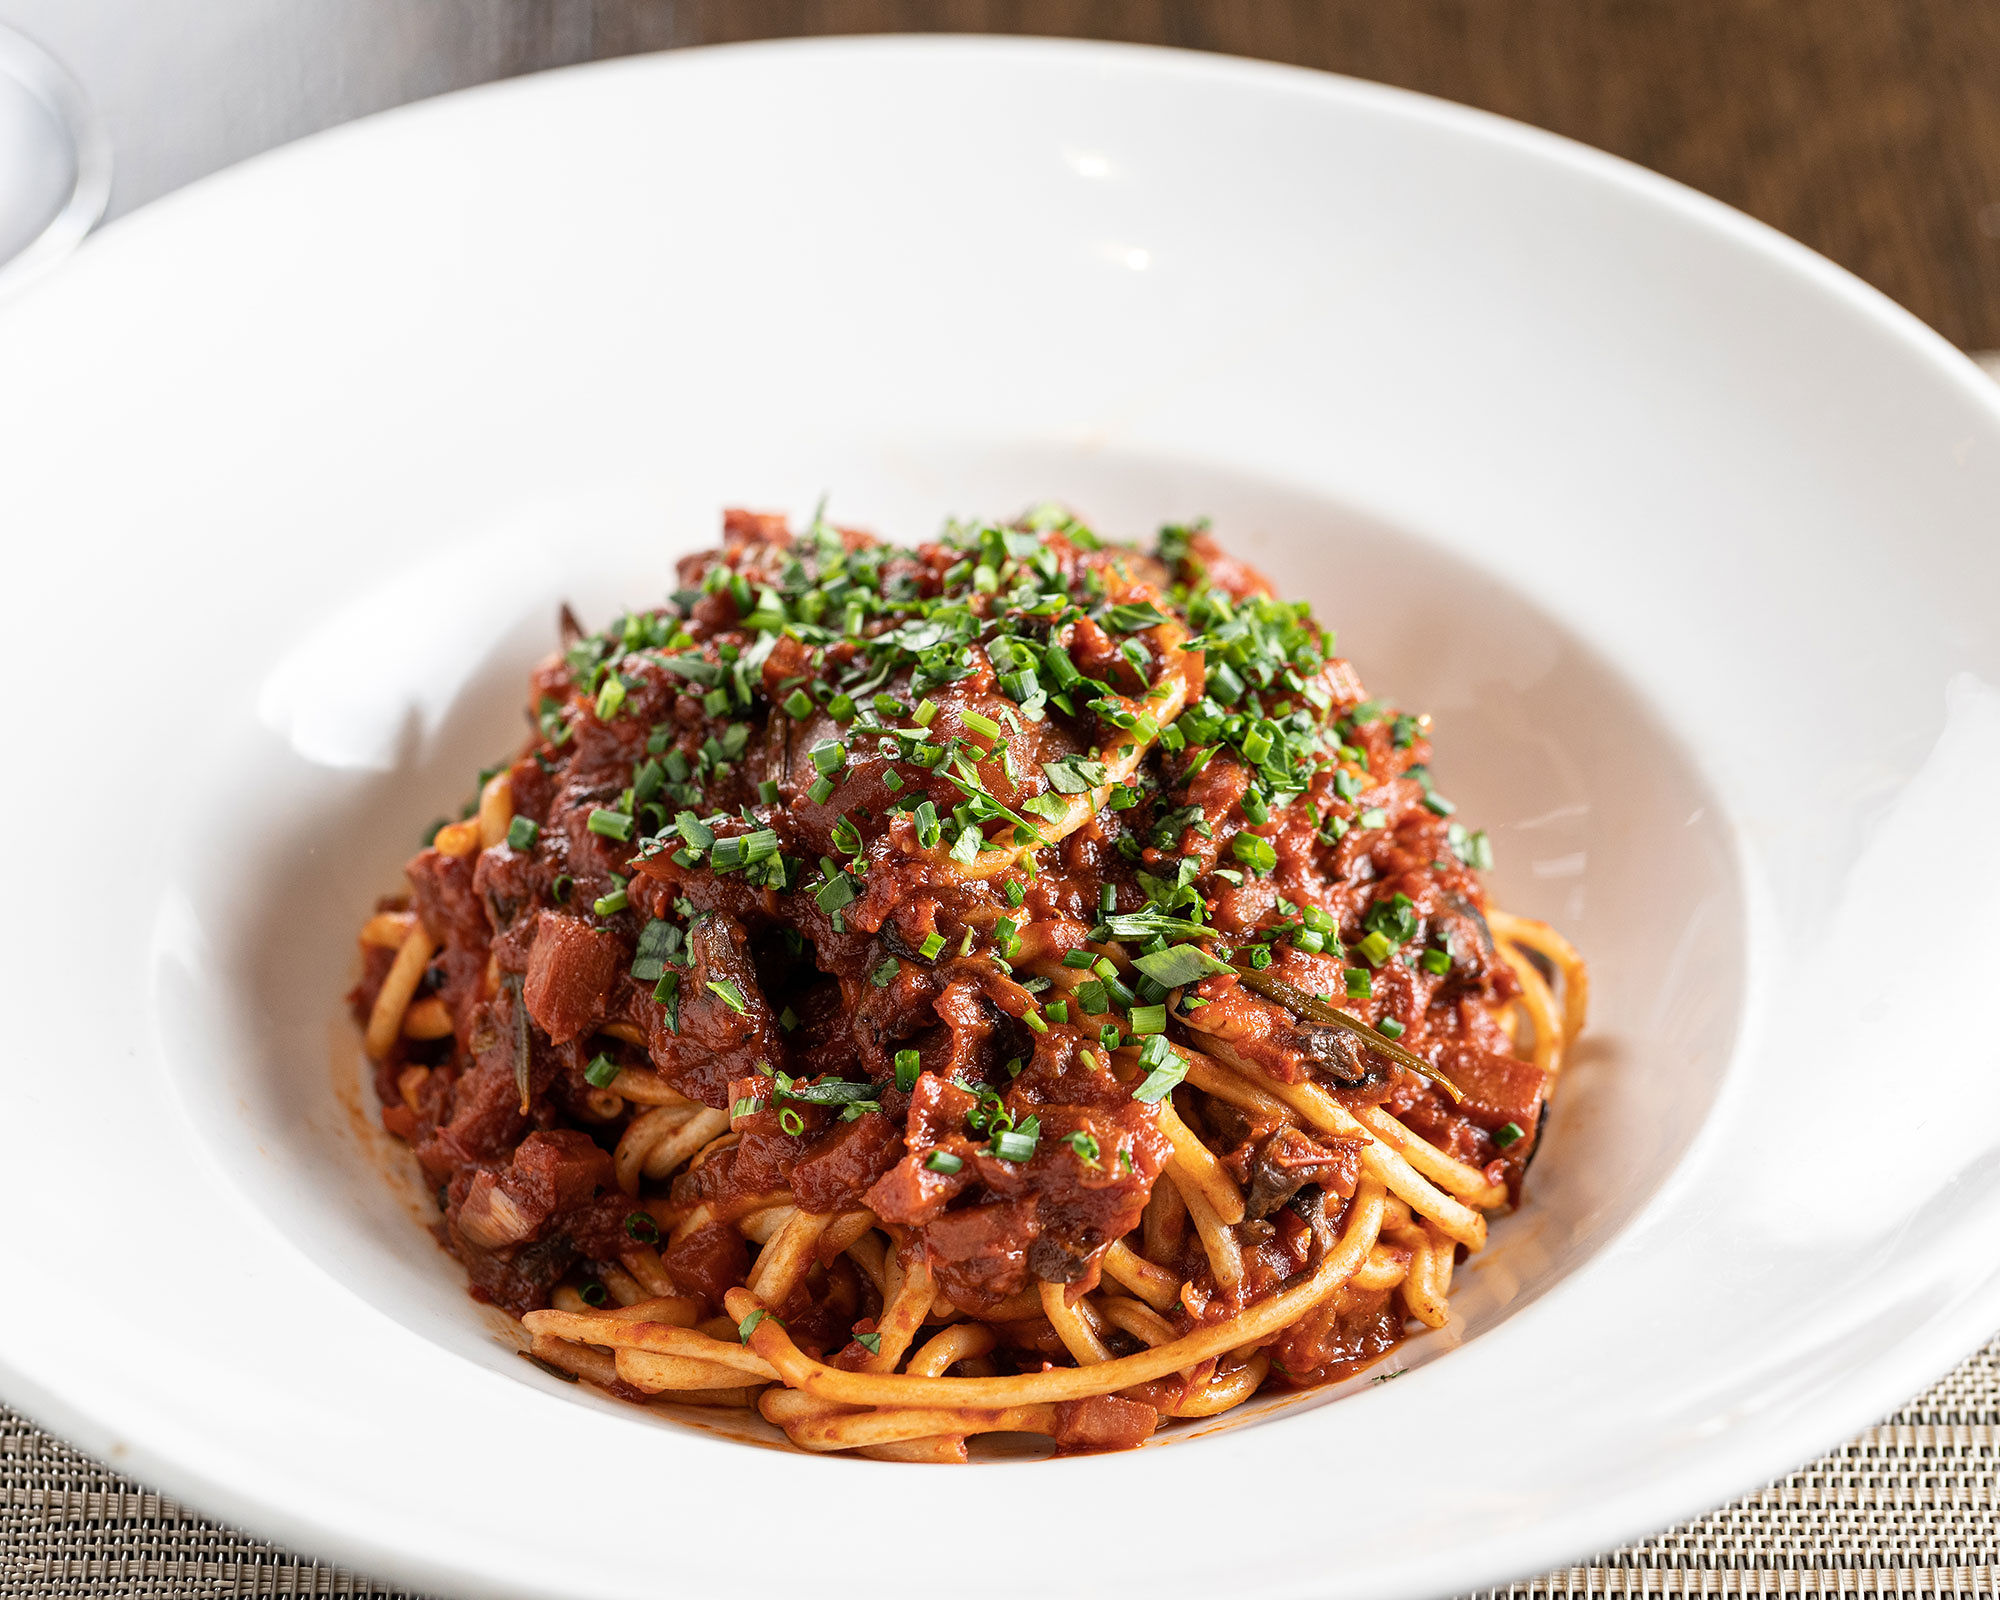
[{"left": 595, "top": 0, "right": 2000, "bottom": 351}]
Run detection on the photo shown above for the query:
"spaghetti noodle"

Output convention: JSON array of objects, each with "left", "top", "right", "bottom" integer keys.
[{"left": 349, "top": 505, "right": 1586, "bottom": 1458}]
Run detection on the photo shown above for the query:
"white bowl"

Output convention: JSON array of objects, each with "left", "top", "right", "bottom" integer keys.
[{"left": 3, "top": 36, "right": 1999, "bottom": 1600}]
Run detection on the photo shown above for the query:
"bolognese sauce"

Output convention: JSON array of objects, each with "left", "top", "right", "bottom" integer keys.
[{"left": 350, "top": 505, "right": 1585, "bottom": 1459}]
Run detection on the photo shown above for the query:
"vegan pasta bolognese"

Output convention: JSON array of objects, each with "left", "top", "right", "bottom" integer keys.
[{"left": 349, "top": 505, "right": 1586, "bottom": 1460}]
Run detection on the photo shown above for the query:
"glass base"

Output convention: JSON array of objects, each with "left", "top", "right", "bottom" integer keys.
[{"left": 0, "top": 24, "right": 108, "bottom": 293}]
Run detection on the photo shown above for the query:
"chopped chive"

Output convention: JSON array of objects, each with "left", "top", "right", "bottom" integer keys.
[
  {"left": 807, "top": 775, "right": 835, "bottom": 805},
  {"left": 1376, "top": 1017, "right": 1406, "bottom": 1039},
  {"left": 925, "top": 1150, "right": 964, "bottom": 1175},
  {"left": 1453, "top": 827, "right": 1494, "bottom": 871},
  {"left": 962, "top": 709, "right": 1003, "bottom": 742},
  {"left": 584, "top": 1053, "right": 621, "bottom": 1088},
  {"left": 1420, "top": 947, "right": 1452, "bottom": 976},
  {"left": 1128, "top": 1004, "right": 1167, "bottom": 1036},
  {"left": 918, "top": 932, "right": 946, "bottom": 960},
  {"left": 783, "top": 688, "right": 815, "bottom": 720},
  {"left": 1232, "top": 833, "right": 1277, "bottom": 874},
  {"left": 1344, "top": 968, "right": 1373, "bottom": 999},
  {"left": 895, "top": 1048, "right": 922, "bottom": 1090},
  {"left": 706, "top": 978, "right": 748, "bottom": 1013},
  {"left": 505, "top": 814, "right": 539, "bottom": 851},
  {"left": 1494, "top": 1121, "right": 1525, "bottom": 1149},
  {"left": 652, "top": 970, "right": 680, "bottom": 1030},
  {"left": 1130, "top": 1051, "right": 1188, "bottom": 1104},
  {"left": 630, "top": 918, "right": 681, "bottom": 980},
  {"left": 1132, "top": 944, "right": 1229, "bottom": 987},
  {"left": 587, "top": 807, "right": 634, "bottom": 841},
  {"left": 809, "top": 739, "right": 847, "bottom": 775}
]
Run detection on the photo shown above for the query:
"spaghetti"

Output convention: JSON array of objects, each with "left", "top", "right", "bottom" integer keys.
[{"left": 349, "top": 505, "right": 1586, "bottom": 1459}]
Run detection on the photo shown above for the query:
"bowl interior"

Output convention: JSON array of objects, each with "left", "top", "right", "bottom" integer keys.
[{"left": 151, "top": 440, "right": 1745, "bottom": 1451}]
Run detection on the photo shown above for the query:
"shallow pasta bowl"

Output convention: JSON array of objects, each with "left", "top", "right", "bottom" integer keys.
[{"left": 3, "top": 34, "right": 2000, "bottom": 1600}]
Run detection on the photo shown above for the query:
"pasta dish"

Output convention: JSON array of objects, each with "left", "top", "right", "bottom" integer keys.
[{"left": 349, "top": 505, "right": 1586, "bottom": 1459}]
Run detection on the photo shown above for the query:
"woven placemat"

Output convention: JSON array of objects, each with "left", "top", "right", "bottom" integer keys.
[{"left": 3, "top": 1339, "right": 1999, "bottom": 1597}]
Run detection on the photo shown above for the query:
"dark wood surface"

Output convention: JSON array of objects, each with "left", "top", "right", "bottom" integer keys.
[{"left": 589, "top": 0, "right": 2000, "bottom": 350}]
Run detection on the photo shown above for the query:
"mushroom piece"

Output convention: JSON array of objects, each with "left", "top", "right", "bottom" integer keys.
[
  {"left": 456, "top": 1171, "right": 538, "bottom": 1249},
  {"left": 1284, "top": 1185, "right": 1335, "bottom": 1254},
  {"left": 1178, "top": 979, "right": 1383, "bottom": 1090},
  {"left": 1438, "top": 891, "right": 1497, "bottom": 980},
  {"left": 1242, "top": 1126, "right": 1360, "bottom": 1220},
  {"left": 1230, "top": 966, "right": 1465, "bottom": 1102},
  {"left": 1028, "top": 1233, "right": 1096, "bottom": 1284}
]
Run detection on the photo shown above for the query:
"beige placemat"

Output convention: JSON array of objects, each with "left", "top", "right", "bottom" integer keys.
[{"left": 4, "top": 1337, "right": 2000, "bottom": 1596}]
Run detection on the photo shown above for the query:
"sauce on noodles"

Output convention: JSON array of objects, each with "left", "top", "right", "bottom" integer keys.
[{"left": 349, "top": 506, "right": 1586, "bottom": 1459}]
